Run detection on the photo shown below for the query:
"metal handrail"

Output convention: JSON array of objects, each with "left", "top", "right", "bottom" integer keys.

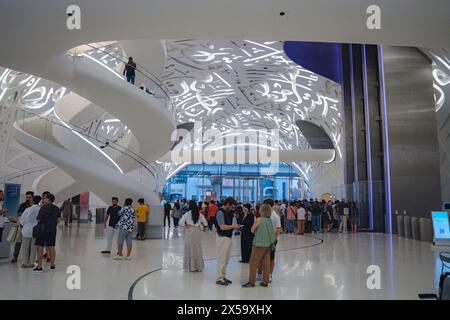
[
  {"left": 85, "top": 43, "right": 166, "bottom": 89},
  {"left": 17, "top": 108, "right": 159, "bottom": 180},
  {"left": 71, "top": 43, "right": 173, "bottom": 108},
  {"left": 0, "top": 164, "right": 55, "bottom": 184},
  {"left": 71, "top": 119, "right": 159, "bottom": 175}
]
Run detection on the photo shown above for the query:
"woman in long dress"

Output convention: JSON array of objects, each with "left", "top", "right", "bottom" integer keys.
[
  {"left": 240, "top": 204, "right": 254, "bottom": 263},
  {"left": 179, "top": 201, "right": 208, "bottom": 272}
]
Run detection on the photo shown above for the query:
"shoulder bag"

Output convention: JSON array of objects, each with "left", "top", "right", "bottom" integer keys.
[
  {"left": 7, "top": 225, "right": 18, "bottom": 242},
  {"left": 32, "top": 223, "right": 46, "bottom": 239}
]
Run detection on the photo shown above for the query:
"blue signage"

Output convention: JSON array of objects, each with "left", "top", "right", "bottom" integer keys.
[
  {"left": 4, "top": 183, "right": 21, "bottom": 219},
  {"left": 431, "top": 211, "right": 450, "bottom": 240}
]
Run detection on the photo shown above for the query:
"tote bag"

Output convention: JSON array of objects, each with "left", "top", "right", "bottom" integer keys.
[{"left": 6, "top": 225, "right": 18, "bottom": 242}]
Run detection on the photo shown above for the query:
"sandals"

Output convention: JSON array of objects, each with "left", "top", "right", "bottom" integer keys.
[
  {"left": 259, "top": 282, "right": 269, "bottom": 287},
  {"left": 242, "top": 282, "right": 255, "bottom": 288}
]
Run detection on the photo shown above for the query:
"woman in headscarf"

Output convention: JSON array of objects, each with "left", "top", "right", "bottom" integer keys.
[{"left": 179, "top": 201, "right": 208, "bottom": 272}]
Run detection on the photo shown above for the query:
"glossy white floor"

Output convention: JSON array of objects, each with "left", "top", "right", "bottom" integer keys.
[{"left": 0, "top": 223, "right": 444, "bottom": 300}]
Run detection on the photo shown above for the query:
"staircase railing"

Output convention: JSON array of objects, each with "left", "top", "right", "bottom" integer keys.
[
  {"left": 16, "top": 108, "right": 160, "bottom": 184},
  {"left": 0, "top": 164, "right": 55, "bottom": 185},
  {"left": 67, "top": 42, "right": 174, "bottom": 114}
]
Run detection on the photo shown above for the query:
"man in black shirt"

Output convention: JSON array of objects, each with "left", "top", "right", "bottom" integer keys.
[
  {"left": 11, "top": 191, "right": 34, "bottom": 263},
  {"left": 215, "top": 197, "right": 240, "bottom": 286},
  {"left": 33, "top": 193, "right": 60, "bottom": 273},
  {"left": 123, "top": 57, "right": 136, "bottom": 84},
  {"left": 101, "top": 197, "right": 121, "bottom": 254},
  {"left": 163, "top": 201, "right": 172, "bottom": 228}
]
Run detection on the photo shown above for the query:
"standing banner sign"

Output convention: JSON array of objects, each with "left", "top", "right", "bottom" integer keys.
[
  {"left": 4, "top": 183, "right": 21, "bottom": 219},
  {"left": 79, "top": 191, "right": 90, "bottom": 222},
  {"left": 431, "top": 211, "right": 450, "bottom": 246}
]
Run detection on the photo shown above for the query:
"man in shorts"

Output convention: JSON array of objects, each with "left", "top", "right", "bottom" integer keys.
[{"left": 33, "top": 193, "right": 60, "bottom": 273}]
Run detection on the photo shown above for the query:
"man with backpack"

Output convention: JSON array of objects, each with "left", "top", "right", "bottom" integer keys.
[{"left": 215, "top": 197, "right": 240, "bottom": 286}]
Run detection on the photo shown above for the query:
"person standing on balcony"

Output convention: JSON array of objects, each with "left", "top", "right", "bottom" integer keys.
[{"left": 123, "top": 57, "right": 136, "bottom": 85}]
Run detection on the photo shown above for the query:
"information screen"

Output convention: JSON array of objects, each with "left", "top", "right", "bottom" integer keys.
[
  {"left": 431, "top": 211, "right": 450, "bottom": 240},
  {"left": 4, "top": 183, "right": 21, "bottom": 219}
]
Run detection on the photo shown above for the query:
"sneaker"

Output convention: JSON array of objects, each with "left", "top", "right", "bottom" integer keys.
[
  {"left": 49, "top": 265, "right": 56, "bottom": 271},
  {"left": 124, "top": 256, "right": 132, "bottom": 261},
  {"left": 32, "top": 267, "right": 44, "bottom": 273},
  {"left": 269, "top": 275, "right": 273, "bottom": 283},
  {"left": 256, "top": 273, "right": 263, "bottom": 282},
  {"left": 216, "top": 280, "right": 228, "bottom": 286},
  {"left": 101, "top": 250, "right": 111, "bottom": 254},
  {"left": 113, "top": 255, "right": 123, "bottom": 261},
  {"left": 224, "top": 278, "right": 232, "bottom": 284}
]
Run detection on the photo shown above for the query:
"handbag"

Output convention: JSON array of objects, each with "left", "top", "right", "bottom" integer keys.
[
  {"left": 32, "top": 223, "right": 45, "bottom": 238},
  {"left": 7, "top": 225, "right": 18, "bottom": 242}
]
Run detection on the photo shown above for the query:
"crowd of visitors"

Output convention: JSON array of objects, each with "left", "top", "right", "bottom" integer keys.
[
  {"left": 0, "top": 188, "right": 152, "bottom": 271},
  {"left": 165, "top": 196, "right": 358, "bottom": 288},
  {"left": 1, "top": 186, "right": 358, "bottom": 284},
  {"left": 1, "top": 190, "right": 61, "bottom": 273}
]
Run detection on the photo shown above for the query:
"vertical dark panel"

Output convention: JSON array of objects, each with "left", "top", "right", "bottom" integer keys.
[
  {"left": 350, "top": 44, "right": 370, "bottom": 229},
  {"left": 363, "top": 45, "right": 386, "bottom": 232},
  {"left": 342, "top": 44, "right": 387, "bottom": 232},
  {"left": 341, "top": 44, "right": 354, "bottom": 199},
  {"left": 382, "top": 46, "right": 442, "bottom": 220}
]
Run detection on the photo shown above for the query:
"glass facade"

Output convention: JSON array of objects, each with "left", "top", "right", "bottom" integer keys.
[{"left": 163, "top": 163, "right": 310, "bottom": 203}]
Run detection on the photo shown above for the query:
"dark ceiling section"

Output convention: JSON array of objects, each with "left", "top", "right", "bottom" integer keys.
[
  {"left": 296, "top": 120, "right": 334, "bottom": 149},
  {"left": 284, "top": 41, "right": 342, "bottom": 84}
]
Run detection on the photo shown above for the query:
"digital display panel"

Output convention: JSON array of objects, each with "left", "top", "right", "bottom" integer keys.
[{"left": 431, "top": 211, "right": 450, "bottom": 240}]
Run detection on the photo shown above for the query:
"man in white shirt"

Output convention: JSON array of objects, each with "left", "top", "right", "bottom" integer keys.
[
  {"left": 256, "top": 198, "right": 281, "bottom": 283},
  {"left": 19, "top": 195, "right": 41, "bottom": 267},
  {"left": 0, "top": 190, "right": 9, "bottom": 242},
  {"left": 297, "top": 202, "right": 306, "bottom": 235}
]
